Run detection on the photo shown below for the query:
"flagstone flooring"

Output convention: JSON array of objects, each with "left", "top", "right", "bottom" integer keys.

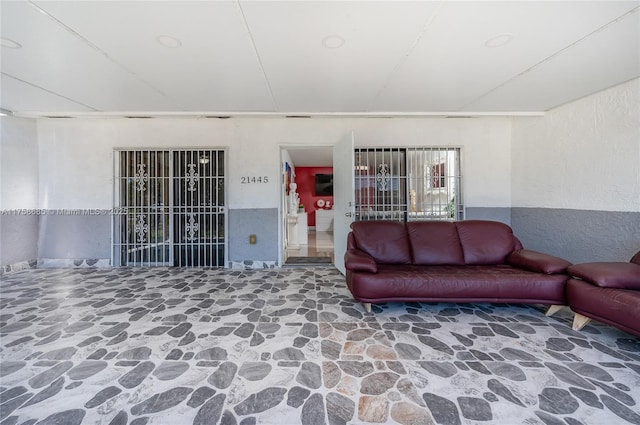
[{"left": 1, "top": 267, "right": 639, "bottom": 425}]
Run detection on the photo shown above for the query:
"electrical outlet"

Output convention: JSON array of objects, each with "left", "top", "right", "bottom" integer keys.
[{"left": 249, "top": 234, "right": 257, "bottom": 244}]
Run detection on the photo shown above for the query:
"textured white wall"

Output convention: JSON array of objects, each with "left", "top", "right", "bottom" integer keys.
[
  {"left": 512, "top": 78, "right": 640, "bottom": 212},
  {"left": 35, "top": 117, "right": 513, "bottom": 210},
  {"left": 1, "top": 116, "right": 39, "bottom": 209}
]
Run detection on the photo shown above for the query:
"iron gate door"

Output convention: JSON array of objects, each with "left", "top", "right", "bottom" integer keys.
[
  {"left": 172, "top": 150, "right": 225, "bottom": 267},
  {"left": 113, "top": 149, "right": 226, "bottom": 267}
]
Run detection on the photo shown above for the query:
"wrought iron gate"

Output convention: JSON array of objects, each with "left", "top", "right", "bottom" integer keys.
[{"left": 113, "top": 149, "right": 226, "bottom": 267}]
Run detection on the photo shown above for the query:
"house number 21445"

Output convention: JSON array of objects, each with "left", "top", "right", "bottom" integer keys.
[{"left": 241, "top": 176, "right": 269, "bottom": 184}]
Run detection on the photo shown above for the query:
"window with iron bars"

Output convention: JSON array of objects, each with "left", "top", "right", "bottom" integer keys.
[{"left": 354, "top": 147, "right": 463, "bottom": 222}]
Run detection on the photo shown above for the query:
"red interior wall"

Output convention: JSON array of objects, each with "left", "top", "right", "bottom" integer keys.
[{"left": 295, "top": 166, "right": 333, "bottom": 227}]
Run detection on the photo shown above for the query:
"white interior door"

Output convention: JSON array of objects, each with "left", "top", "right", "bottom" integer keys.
[{"left": 333, "top": 131, "right": 355, "bottom": 274}]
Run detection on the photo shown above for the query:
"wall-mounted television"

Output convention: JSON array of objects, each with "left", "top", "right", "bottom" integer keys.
[{"left": 315, "top": 173, "right": 333, "bottom": 196}]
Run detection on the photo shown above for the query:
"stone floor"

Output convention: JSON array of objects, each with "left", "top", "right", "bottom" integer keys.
[{"left": 1, "top": 267, "right": 639, "bottom": 425}]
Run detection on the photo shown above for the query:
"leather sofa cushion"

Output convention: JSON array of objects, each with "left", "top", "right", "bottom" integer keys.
[
  {"left": 347, "top": 265, "right": 567, "bottom": 304},
  {"left": 456, "top": 221, "right": 518, "bottom": 265},
  {"left": 350, "top": 221, "right": 412, "bottom": 265},
  {"left": 631, "top": 250, "right": 640, "bottom": 265},
  {"left": 407, "top": 221, "right": 465, "bottom": 265},
  {"left": 567, "top": 262, "right": 640, "bottom": 289}
]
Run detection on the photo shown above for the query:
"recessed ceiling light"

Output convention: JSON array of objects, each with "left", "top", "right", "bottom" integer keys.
[
  {"left": 322, "top": 35, "right": 345, "bottom": 49},
  {"left": 156, "top": 35, "right": 182, "bottom": 48},
  {"left": 1, "top": 37, "right": 22, "bottom": 49},
  {"left": 484, "top": 33, "right": 514, "bottom": 48}
]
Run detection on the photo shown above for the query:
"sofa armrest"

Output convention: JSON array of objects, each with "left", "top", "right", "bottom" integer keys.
[
  {"left": 507, "top": 249, "right": 571, "bottom": 274},
  {"left": 345, "top": 249, "right": 378, "bottom": 273},
  {"left": 567, "top": 262, "right": 640, "bottom": 289}
]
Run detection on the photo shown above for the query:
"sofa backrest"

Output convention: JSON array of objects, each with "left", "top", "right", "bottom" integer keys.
[
  {"left": 349, "top": 221, "right": 412, "bottom": 264},
  {"left": 349, "top": 219, "right": 522, "bottom": 266},
  {"left": 406, "top": 221, "right": 465, "bottom": 265},
  {"left": 455, "top": 220, "right": 519, "bottom": 265}
]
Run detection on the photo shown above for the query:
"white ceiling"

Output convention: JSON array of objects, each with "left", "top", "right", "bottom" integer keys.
[
  {"left": 1, "top": 1, "right": 639, "bottom": 118},
  {"left": 287, "top": 147, "right": 334, "bottom": 167}
]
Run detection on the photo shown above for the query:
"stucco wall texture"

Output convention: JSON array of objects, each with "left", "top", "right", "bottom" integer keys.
[
  {"left": 510, "top": 78, "right": 639, "bottom": 262},
  {"left": 0, "top": 117, "right": 39, "bottom": 266},
  {"left": 511, "top": 78, "right": 639, "bottom": 212}
]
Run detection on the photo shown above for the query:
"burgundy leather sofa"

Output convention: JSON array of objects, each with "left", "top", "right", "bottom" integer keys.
[
  {"left": 345, "top": 220, "right": 572, "bottom": 314},
  {"left": 566, "top": 250, "right": 640, "bottom": 337}
]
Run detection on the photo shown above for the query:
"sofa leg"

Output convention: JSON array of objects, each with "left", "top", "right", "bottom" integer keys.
[
  {"left": 362, "top": 303, "right": 372, "bottom": 313},
  {"left": 572, "top": 313, "right": 592, "bottom": 331},
  {"left": 545, "top": 305, "right": 563, "bottom": 317}
]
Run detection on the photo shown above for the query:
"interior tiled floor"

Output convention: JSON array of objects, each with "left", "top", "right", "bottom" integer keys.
[
  {"left": 286, "top": 231, "right": 334, "bottom": 263},
  {"left": 1, "top": 267, "right": 639, "bottom": 425}
]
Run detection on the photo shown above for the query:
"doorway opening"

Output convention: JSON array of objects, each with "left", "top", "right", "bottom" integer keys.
[{"left": 281, "top": 146, "right": 335, "bottom": 267}]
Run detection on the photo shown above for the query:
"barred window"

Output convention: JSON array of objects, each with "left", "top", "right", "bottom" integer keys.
[{"left": 354, "top": 147, "right": 462, "bottom": 222}]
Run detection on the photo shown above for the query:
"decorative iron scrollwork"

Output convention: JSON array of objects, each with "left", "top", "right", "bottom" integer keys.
[
  {"left": 186, "top": 213, "right": 199, "bottom": 241},
  {"left": 186, "top": 163, "right": 198, "bottom": 192},
  {"left": 376, "top": 163, "right": 390, "bottom": 191},
  {"left": 134, "top": 213, "right": 148, "bottom": 243},
  {"left": 134, "top": 164, "right": 148, "bottom": 192}
]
